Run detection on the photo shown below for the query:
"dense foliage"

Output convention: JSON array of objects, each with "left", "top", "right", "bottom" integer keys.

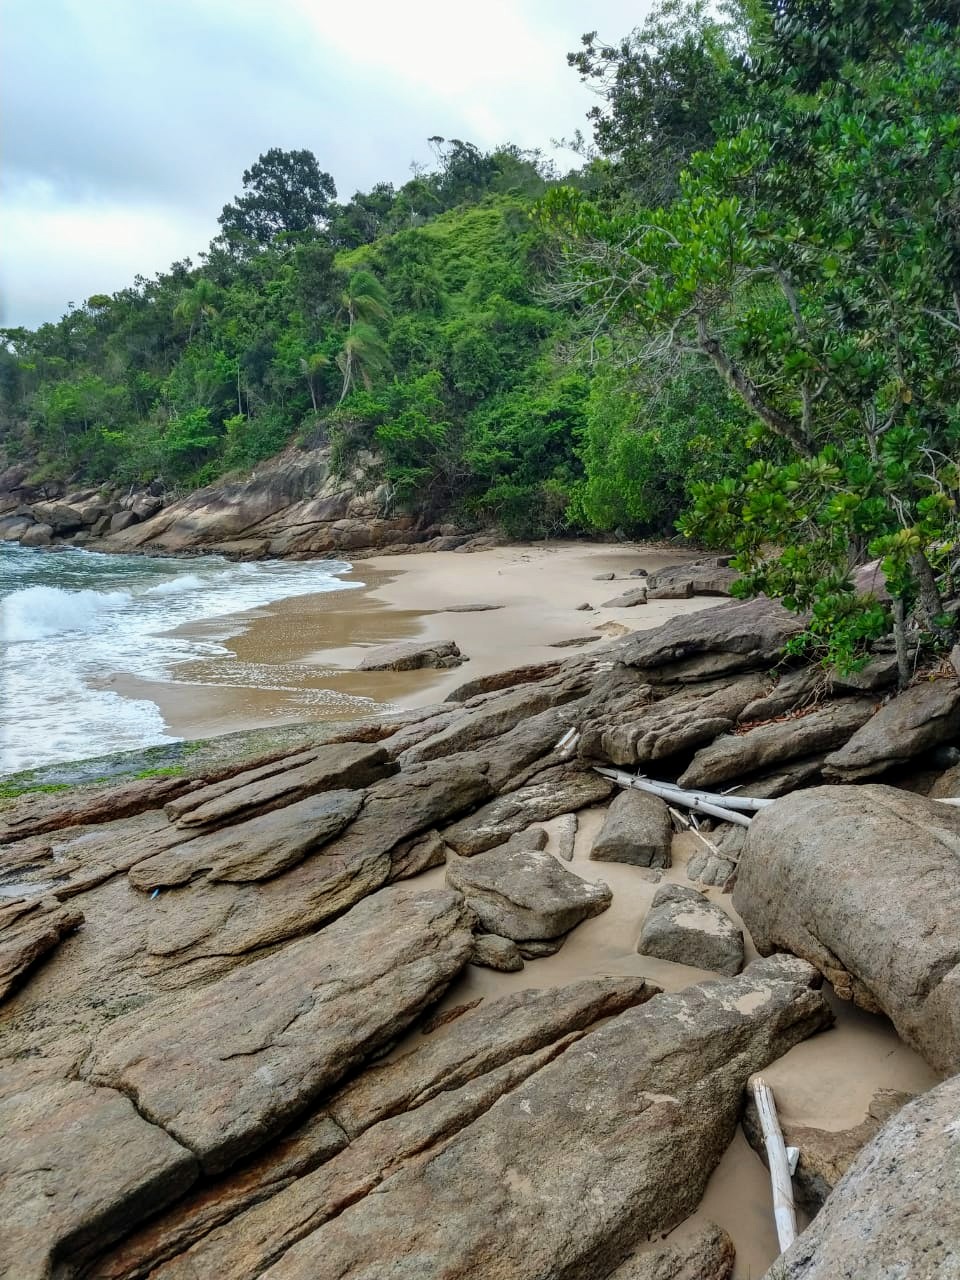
[{"left": 3, "top": 0, "right": 958, "bottom": 673}]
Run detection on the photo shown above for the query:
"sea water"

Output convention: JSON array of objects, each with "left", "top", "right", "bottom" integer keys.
[{"left": 0, "top": 544, "right": 361, "bottom": 775}]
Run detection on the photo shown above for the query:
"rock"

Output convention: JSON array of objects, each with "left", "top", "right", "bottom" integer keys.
[
  {"left": 823, "top": 678, "right": 960, "bottom": 781},
  {"left": 131, "top": 493, "right": 163, "bottom": 521},
  {"left": 388, "top": 829, "right": 447, "bottom": 881},
  {"left": 590, "top": 788, "right": 672, "bottom": 868},
  {"left": 766, "top": 1074, "right": 959, "bottom": 1280},
  {"left": 443, "top": 661, "right": 563, "bottom": 703},
  {"left": 446, "top": 841, "right": 611, "bottom": 941},
  {"left": 0, "top": 516, "right": 33, "bottom": 540},
  {"left": 0, "top": 1075, "right": 199, "bottom": 1280},
  {"left": 930, "top": 761, "right": 960, "bottom": 798},
  {"left": 603, "top": 587, "right": 648, "bottom": 607},
  {"left": 516, "top": 935, "right": 570, "bottom": 957},
  {"left": 442, "top": 603, "right": 504, "bottom": 613},
  {"left": 648, "top": 582, "right": 695, "bottom": 600},
  {"left": 733, "top": 784, "right": 960, "bottom": 1072},
  {"left": 619, "top": 596, "right": 803, "bottom": 682},
  {"left": 237, "top": 958, "right": 830, "bottom": 1280},
  {"left": 357, "top": 640, "right": 464, "bottom": 672},
  {"left": 678, "top": 697, "right": 875, "bottom": 790},
  {"left": 128, "top": 790, "right": 363, "bottom": 891},
  {"left": 109, "top": 510, "right": 140, "bottom": 533},
  {"left": 554, "top": 812, "right": 578, "bottom": 860},
  {"left": 629, "top": 567, "right": 649, "bottom": 577},
  {"left": 0, "top": 896, "right": 84, "bottom": 1001},
  {"left": 829, "top": 653, "right": 900, "bottom": 693},
  {"left": 581, "top": 674, "right": 768, "bottom": 767},
  {"left": 647, "top": 562, "right": 740, "bottom": 597},
  {"left": 595, "top": 620, "right": 631, "bottom": 637},
  {"left": 592, "top": 572, "right": 616, "bottom": 581},
  {"left": 575, "top": 601, "right": 593, "bottom": 611},
  {"left": 743, "top": 1087, "right": 913, "bottom": 1216},
  {"left": 686, "top": 849, "right": 736, "bottom": 888},
  {"left": 30, "top": 501, "right": 85, "bottom": 533},
  {"left": 470, "top": 934, "right": 525, "bottom": 971},
  {"left": 737, "top": 668, "right": 822, "bottom": 723},
  {"left": 1, "top": 774, "right": 192, "bottom": 843},
  {"left": 84, "top": 884, "right": 476, "bottom": 1175},
  {"left": 638, "top": 885, "right": 744, "bottom": 975},
  {"left": 549, "top": 635, "right": 600, "bottom": 647},
  {"left": 442, "top": 765, "right": 614, "bottom": 855},
  {"left": 608, "top": 1222, "right": 735, "bottom": 1279},
  {"left": 167, "top": 742, "right": 393, "bottom": 828},
  {"left": 20, "top": 522, "right": 53, "bottom": 547}
]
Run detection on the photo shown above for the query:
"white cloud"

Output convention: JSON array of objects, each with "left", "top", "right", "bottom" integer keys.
[{"left": 0, "top": 0, "right": 646, "bottom": 329}]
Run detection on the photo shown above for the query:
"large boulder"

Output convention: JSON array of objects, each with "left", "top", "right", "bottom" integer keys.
[
  {"left": 823, "top": 678, "right": 960, "bottom": 781},
  {"left": 618, "top": 596, "right": 804, "bottom": 683},
  {"left": 678, "top": 697, "right": 875, "bottom": 789},
  {"left": 446, "top": 841, "right": 612, "bottom": 941},
  {"left": 647, "top": 561, "right": 740, "bottom": 597},
  {"left": 83, "top": 884, "right": 476, "bottom": 1175},
  {"left": 734, "top": 784, "right": 960, "bottom": 1071},
  {"left": 589, "top": 788, "right": 672, "bottom": 868},
  {"left": 214, "top": 957, "right": 830, "bottom": 1280},
  {"left": 20, "top": 522, "right": 53, "bottom": 547},
  {"left": 766, "top": 1073, "right": 960, "bottom": 1279},
  {"left": 638, "top": 884, "right": 744, "bottom": 975}
]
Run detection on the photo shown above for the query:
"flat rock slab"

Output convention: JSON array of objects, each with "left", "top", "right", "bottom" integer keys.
[
  {"left": 0, "top": 1076, "right": 198, "bottom": 1280},
  {"left": 446, "top": 842, "right": 611, "bottom": 940},
  {"left": 768, "top": 1074, "right": 960, "bottom": 1279},
  {"left": 252, "top": 957, "right": 830, "bottom": 1280},
  {"left": 734, "top": 784, "right": 960, "bottom": 1072},
  {"left": 678, "top": 697, "right": 875, "bottom": 790},
  {"left": 647, "top": 562, "right": 739, "bottom": 597},
  {"left": 823, "top": 677, "right": 960, "bottom": 780},
  {"left": 85, "top": 884, "right": 476, "bottom": 1174},
  {"left": 590, "top": 788, "right": 672, "bottom": 867},
  {"left": 129, "top": 790, "right": 363, "bottom": 891},
  {"left": 170, "top": 742, "right": 393, "bottom": 829},
  {"left": 0, "top": 896, "right": 83, "bottom": 1001},
  {"left": 357, "top": 640, "right": 464, "bottom": 671},
  {"left": 638, "top": 884, "right": 744, "bottom": 975},
  {"left": 443, "top": 766, "right": 614, "bottom": 855}
]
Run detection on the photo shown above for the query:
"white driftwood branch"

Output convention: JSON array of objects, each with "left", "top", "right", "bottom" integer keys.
[
  {"left": 594, "top": 768, "right": 761, "bottom": 827},
  {"left": 752, "top": 1075, "right": 798, "bottom": 1254}
]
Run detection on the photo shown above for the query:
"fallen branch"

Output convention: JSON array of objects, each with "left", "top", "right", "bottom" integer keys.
[
  {"left": 752, "top": 1075, "right": 798, "bottom": 1254},
  {"left": 594, "top": 768, "right": 772, "bottom": 827}
]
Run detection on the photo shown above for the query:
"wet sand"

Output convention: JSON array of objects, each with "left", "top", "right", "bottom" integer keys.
[
  {"left": 398, "top": 815, "right": 938, "bottom": 1279},
  {"left": 104, "top": 541, "right": 723, "bottom": 740}
]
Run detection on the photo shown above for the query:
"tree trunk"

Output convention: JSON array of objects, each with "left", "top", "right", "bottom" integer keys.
[{"left": 892, "top": 596, "right": 911, "bottom": 690}]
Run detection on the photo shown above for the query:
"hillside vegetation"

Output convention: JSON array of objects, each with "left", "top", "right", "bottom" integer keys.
[{"left": 3, "top": 0, "right": 960, "bottom": 672}]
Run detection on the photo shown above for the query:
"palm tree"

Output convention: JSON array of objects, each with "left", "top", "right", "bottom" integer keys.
[
  {"left": 173, "top": 278, "right": 220, "bottom": 340},
  {"left": 336, "top": 271, "right": 392, "bottom": 402},
  {"left": 336, "top": 323, "right": 391, "bottom": 402},
  {"left": 299, "top": 350, "right": 330, "bottom": 413}
]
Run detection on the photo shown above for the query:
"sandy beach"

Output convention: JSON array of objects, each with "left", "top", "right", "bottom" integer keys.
[{"left": 103, "top": 540, "right": 726, "bottom": 740}]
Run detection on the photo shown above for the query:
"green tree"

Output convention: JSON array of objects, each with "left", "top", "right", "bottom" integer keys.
[{"left": 217, "top": 148, "right": 337, "bottom": 252}]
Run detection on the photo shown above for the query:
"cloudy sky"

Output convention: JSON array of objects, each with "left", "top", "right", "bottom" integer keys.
[{"left": 1, "top": 0, "right": 644, "bottom": 330}]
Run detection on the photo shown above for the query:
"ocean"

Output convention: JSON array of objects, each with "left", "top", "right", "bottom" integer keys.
[{"left": 0, "top": 543, "right": 361, "bottom": 775}]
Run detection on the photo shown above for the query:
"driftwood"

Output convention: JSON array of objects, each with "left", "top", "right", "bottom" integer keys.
[
  {"left": 752, "top": 1075, "right": 798, "bottom": 1254},
  {"left": 594, "top": 769, "right": 774, "bottom": 828}
]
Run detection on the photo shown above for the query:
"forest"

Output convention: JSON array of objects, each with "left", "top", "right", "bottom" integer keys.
[{"left": 2, "top": 0, "right": 960, "bottom": 673}]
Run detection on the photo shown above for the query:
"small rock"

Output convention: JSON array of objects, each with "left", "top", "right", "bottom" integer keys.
[
  {"left": 628, "top": 568, "right": 649, "bottom": 578},
  {"left": 638, "top": 884, "right": 744, "bottom": 975},
  {"left": 590, "top": 789, "right": 672, "bottom": 868},
  {"left": 549, "top": 635, "right": 601, "bottom": 648},
  {"left": 470, "top": 934, "right": 525, "bottom": 972},
  {"left": 358, "top": 640, "right": 464, "bottom": 672},
  {"left": 592, "top": 572, "right": 615, "bottom": 581},
  {"left": 554, "top": 813, "right": 578, "bottom": 861},
  {"left": 686, "top": 850, "right": 736, "bottom": 888},
  {"left": 602, "top": 587, "right": 648, "bottom": 608},
  {"left": 575, "top": 602, "right": 593, "bottom": 611},
  {"left": 648, "top": 582, "right": 694, "bottom": 600},
  {"left": 443, "top": 603, "right": 504, "bottom": 613}
]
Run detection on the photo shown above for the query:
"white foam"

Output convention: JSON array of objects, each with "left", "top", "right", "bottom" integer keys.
[{"left": 0, "top": 585, "right": 132, "bottom": 644}]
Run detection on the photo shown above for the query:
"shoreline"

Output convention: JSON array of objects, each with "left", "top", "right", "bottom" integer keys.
[{"left": 103, "top": 540, "right": 727, "bottom": 742}]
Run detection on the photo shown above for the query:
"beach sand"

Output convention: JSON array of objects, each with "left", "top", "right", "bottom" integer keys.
[{"left": 102, "top": 540, "right": 724, "bottom": 740}]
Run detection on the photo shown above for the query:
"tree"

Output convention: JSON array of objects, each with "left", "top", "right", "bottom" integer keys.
[
  {"left": 217, "top": 149, "right": 337, "bottom": 251},
  {"left": 172, "top": 278, "right": 220, "bottom": 340},
  {"left": 336, "top": 271, "right": 392, "bottom": 402},
  {"left": 300, "top": 350, "right": 329, "bottom": 413}
]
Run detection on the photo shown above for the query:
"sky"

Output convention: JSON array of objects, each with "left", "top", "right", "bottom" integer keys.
[{"left": 1, "top": 0, "right": 645, "bottom": 330}]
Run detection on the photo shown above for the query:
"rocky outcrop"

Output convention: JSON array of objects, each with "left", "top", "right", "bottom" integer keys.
[
  {"left": 590, "top": 787, "right": 673, "bottom": 867},
  {"left": 678, "top": 697, "right": 875, "bottom": 790},
  {"left": 0, "top": 896, "right": 83, "bottom": 1000},
  {"left": 357, "top": 639, "right": 464, "bottom": 671},
  {"left": 734, "top": 784, "right": 960, "bottom": 1071},
  {"left": 767, "top": 1074, "right": 960, "bottom": 1279},
  {"left": 218, "top": 958, "right": 829, "bottom": 1280},
  {"left": 823, "top": 677, "right": 960, "bottom": 780},
  {"left": 446, "top": 841, "right": 612, "bottom": 943},
  {"left": 638, "top": 885, "right": 744, "bottom": 975}
]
